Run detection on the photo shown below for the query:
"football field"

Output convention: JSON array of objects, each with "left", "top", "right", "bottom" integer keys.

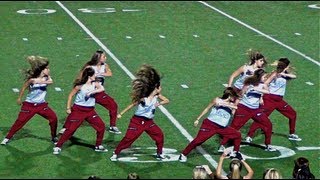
[{"left": 0, "top": 1, "right": 319, "bottom": 179}]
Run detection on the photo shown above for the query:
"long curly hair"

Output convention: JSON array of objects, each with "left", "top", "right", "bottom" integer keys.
[
  {"left": 24, "top": 56, "right": 49, "bottom": 80},
  {"left": 131, "top": 64, "right": 161, "bottom": 103},
  {"left": 73, "top": 67, "right": 95, "bottom": 87},
  {"left": 244, "top": 68, "right": 266, "bottom": 86},
  {"left": 82, "top": 50, "right": 105, "bottom": 69}
]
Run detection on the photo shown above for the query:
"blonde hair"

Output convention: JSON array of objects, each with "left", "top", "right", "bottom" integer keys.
[
  {"left": 227, "top": 159, "right": 242, "bottom": 179},
  {"left": 24, "top": 55, "right": 49, "bottom": 80},
  {"left": 264, "top": 168, "right": 282, "bottom": 179},
  {"left": 192, "top": 167, "right": 209, "bottom": 179}
]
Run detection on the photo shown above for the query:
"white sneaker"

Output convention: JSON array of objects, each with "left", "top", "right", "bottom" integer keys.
[
  {"left": 53, "top": 147, "right": 61, "bottom": 155},
  {"left": 179, "top": 154, "right": 187, "bottom": 162},
  {"left": 156, "top": 153, "right": 166, "bottom": 160},
  {"left": 265, "top": 145, "right": 277, "bottom": 152},
  {"left": 245, "top": 136, "right": 253, "bottom": 143},
  {"left": 95, "top": 145, "right": 108, "bottom": 152},
  {"left": 58, "top": 128, "right": 66, "bottom": 135},
  {"left": 218, "top": 145, "right": 225, "bottom": 153},
  {"left": 288, "top": 134, "right": 302, "bottom": 141},
  {"left": 109, "top": 126, "right": 121, "bottom": 134},
  {"left": 1, "top": 138, "right": 9, "bottom": 145},
  {"left": 110, "top": 153, "right": 118, "bottom": 161}
]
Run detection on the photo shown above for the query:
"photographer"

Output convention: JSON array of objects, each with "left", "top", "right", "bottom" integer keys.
[{"left": 216, "top": 150, "right": 254, "bottom": 179}]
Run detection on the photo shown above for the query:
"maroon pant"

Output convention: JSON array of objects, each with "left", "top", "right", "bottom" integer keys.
[
  {"left": 182, "top": 118, "right": 241, "bottom": 156},
  {"left": 114, "top": 115, "right": 164, "bottom": 155},
  {"left": 5, "top": 101, "right": 57, "bottom": 140},
  {"left": 247, "top": 94, "right": 297, "bottom": 136},
  {"left": 55, "top": 104, "right": 105, "bottom": 148},
  {"left": 95, "top": 91, "right": 118, "bottom": 127},
  {"left": 221, "top": 104, "right": 273, "bottom": 145}
]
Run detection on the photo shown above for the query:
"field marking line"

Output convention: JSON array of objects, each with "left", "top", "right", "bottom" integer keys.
[
  {"left": 198, "top": 1, "right": 320, "bottom": 67},
  {"left": 55, "top": 1, "right": 225, "bottom": 174}
]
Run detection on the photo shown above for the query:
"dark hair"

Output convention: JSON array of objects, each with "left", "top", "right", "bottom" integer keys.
[
  {"left": 222, "top": 87, "right": 239, "bottom": 99},
  {"left": 82, "top": 50, "right": 105, "bottom": 69},
  {"left": 247, "top": 49, "right": 267, "bottom": 67},
  {"left": 293, "top": 157, "right": 315, "bottom": 179},
  {"left": 88, "top": 175, "right": 101, "bottom": 179},
  {"left": 244, "top": 68, "right": 266, "bottom": 86},
  {"left": 73, "top": 67, "right": 95, "bottom": 87},
  {"left": 276, "top": 58, "right": 290, "bottom": 73},
  {"left": 131, "top": 64, "right": 161, "bottom": 103},
  {"left": 278, "top": 57, "right": 290, "bottom": 66}
]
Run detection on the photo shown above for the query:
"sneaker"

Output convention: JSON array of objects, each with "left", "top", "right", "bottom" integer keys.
[
  {"left": 245, "top": 136, "right": 253, "bottom": 143},
  {"left": 53, "top": 147, "right": 61, "bottom": 155},
  {"left": 288, "top": 134, "right": 302, "bottom": 141},
  {"left": 109, "top": 126, "right": 121, "bottom": 134},
  {"left": 110, "top": 153, "right": 118, "bottom": 161},
  {"left": 155, "top": 153, "right": 166, "bottom": 160},
  {"left": 51, "top": 137, "right": 58, "bottom": 145},
  {"left": 1, "top": 138, "right": 9, "bottom": 145},
  {"left": 58, "top": 128, "right": 66, "bottom": 135},
  {"left": 95, "top": 145, "right": 108, "bottom": 152},
  {"left": 217, "top": 145, "right": 225, "bottom": 153},
  {"left": 179, "top": 154, "right": 187, "bottom": 162},
  {"left": 265, "top": 145, "right": 277, "bottom": 152}
]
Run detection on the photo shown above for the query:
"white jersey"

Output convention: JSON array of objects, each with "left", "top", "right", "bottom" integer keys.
[
  {"left": 25, "top": 83, "right": 47, "bottom": 104},
  {"left": 240, "top": 84, "right": 264, "bottom": 109},
  {"left": 233, "top": 65, "right": 256, "bottom": 90},
  {"left": 91, "top": 64, "right": 107, "bottom": 78},
  {"left": 134, "top": 96, "right": 158, "bottom": 119},
  {"left": 91, "top": 64, "right": 108, "bottom": 86},
  {"left": 268, "top": 75, "right": 287, "bottom": 96},
  {"left": 207, "top": 98, "right": 233, "bottom": 127},
  {"left": 74, "top": 83, "right": 96, "bottom": 107}
]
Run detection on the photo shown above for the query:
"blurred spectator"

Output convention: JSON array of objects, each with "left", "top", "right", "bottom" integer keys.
[
  {"left": 216, "top": 150, "right": 253, "bottom": 179},
  {"left": 88, "top": 175, "right": 101, "bottom": 179},
  {"left": 192, "top": 165, "right": 216, "bottom": 179},
  {"left": 127, "top": 172, "right": 140, "bottom": 179},
  {"left": 292, "top": 157, "right": 315, "bottom": 179},
  {"left": 263, "top": 168, "right": 282, "bottom": 179}
]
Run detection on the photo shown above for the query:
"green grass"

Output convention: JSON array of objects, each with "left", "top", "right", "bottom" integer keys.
[{"left": 0, "top": 1, "right": 319, "bottom": 179}]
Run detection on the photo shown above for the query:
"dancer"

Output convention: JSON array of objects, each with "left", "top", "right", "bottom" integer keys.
[
  {"left": 178, "top": 87, "right": 241, "bottom": 162},
  {"left": 110, "top": 64, "right": 169, "bottom": 161},
  {"left": 216, "top": 149, "right": 254, "bottom": 179},
  {"left": 59, "top": 50, "right": 120, "bottom": 135},
  {"left": 1, "top": 56, "right": 58, "bottom": 145},
  {"left": 219, "top": 69, "right": 276, "bottom": 152},
  {"left": 246, "top": 58, "right": 301, "bottom": 142},
  {"left": 53, "top": 67, "right": 107, "bottom": 155},
  {"left": 228, "top": 49, "right": 267, "bottom": 100}
]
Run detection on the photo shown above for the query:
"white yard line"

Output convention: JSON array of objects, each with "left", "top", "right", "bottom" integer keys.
[
  {"left": 198, "top": 1, "right": 320, "bottom": 67},
  {"left": 55, "top": 1, "right": 225, "bottom": 174}
]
